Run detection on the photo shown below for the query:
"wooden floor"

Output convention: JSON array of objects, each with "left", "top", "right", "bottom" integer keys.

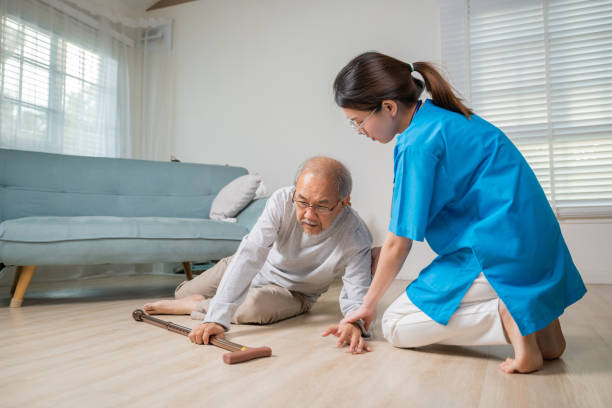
[{"left": 1, "top": 274, "right": 611, "bottom": 408}]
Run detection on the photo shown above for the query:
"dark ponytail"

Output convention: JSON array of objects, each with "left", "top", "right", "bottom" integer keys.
[{"left": 334, "top": 52, "right": 472, "bottom": 118}]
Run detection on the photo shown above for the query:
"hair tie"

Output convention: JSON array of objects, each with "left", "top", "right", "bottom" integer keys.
[{"left": 409, "top": 63, "right": 415, "bottom": 72}]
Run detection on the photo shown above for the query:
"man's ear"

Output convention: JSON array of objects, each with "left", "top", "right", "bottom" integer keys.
[{"left": 342, "top": 195, "right": 351, "bottom": 207}]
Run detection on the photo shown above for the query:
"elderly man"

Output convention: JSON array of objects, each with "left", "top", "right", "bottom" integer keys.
[{"left": 144, "top": 156, "right": 373, "bottom": 353}]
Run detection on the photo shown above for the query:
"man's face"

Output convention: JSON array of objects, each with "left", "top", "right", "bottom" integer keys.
[{"left": 294, "top": 172, "right": 348, "bottom": 235}]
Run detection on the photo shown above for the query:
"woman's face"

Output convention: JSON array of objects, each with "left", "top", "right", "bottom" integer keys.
[{"left": 342, "top": 101, "right": 401, "bottom": 144}]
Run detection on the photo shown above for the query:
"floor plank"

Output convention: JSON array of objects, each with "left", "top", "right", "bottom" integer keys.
[{"left": 0, "top": 276, "right": 610, "bottom": 408}]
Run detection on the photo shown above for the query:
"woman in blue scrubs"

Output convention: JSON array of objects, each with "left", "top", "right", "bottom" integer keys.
[{"left": 334, "top": 52, "right": 586, "bottom": 373}]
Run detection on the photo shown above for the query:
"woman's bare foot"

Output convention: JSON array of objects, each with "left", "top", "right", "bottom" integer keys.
[
  {"left": 143, "top": 294, "right": 205, "bottom": 315},
  {"left": 498, "top": 300, "right": 543, "bottom": 374},
  {"left": 536, "top": 318, "right": 566, "bottom": 360}
]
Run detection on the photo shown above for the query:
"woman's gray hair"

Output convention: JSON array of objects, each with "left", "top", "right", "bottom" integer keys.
[{"left": 293, "top": 156, "right": 352, "bottom": 199}]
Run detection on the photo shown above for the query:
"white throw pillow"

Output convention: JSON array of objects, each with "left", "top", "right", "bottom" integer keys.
[
  {"left": 254, "top": 180, "right": 268, "bottom": 199},
  {"left": 210, "top": 174, "right": 262, "bottom": 221}
]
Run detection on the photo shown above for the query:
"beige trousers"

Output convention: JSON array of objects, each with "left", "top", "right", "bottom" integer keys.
[
  {"left": 382, "top": 273, "right": 508, "bottom": 347},
  {"left": 175, "top": 256, "right": 311, "bottom": 324}
]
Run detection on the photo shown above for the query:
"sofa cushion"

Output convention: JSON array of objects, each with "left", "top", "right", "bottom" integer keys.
[
  {"left": 0, "top": 216, "right": 251, "bottom": 265},
  {"left": 210, "top": 174, "right": 262, "bottom": 221},
  {"left": 0, "top": 216, "right": 250, "bottom": 243}
]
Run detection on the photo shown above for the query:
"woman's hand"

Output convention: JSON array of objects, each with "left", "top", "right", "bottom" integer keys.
[{"left": 340, "top": 303, "right": 377, "bottom": 332}]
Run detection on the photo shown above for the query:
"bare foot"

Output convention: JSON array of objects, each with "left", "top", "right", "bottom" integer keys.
[
  {"left": 536, "top": 318, "right": 566, "bottom": 360},
  {"left": 143, "top": 294, "right": 205, "bottom": 315},
  {"left": 498, "top": 300, "right": 543, "bottom": 374}
]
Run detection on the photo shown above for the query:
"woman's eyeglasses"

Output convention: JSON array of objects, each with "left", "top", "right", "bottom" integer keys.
[{"left": 348, "top": 108, "right": 377, "bottom": 135}]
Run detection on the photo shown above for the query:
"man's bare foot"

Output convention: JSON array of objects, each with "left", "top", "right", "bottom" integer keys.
[
  {"left": 536, "top": 318, "right": 566, "bottom": 360},
  {"left": 143, "top": 294, "right": 205, "bottom": 315},
  {"left": 498, "top": 300, "right": 543, "bottom": 374}
]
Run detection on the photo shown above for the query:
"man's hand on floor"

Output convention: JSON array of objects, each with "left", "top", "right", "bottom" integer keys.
[
  {"left": 322, "top": 322, "right": 371, "bottom": 354},
  {"left": 188, "top": 322, "right": 225, "bottom": 345}
]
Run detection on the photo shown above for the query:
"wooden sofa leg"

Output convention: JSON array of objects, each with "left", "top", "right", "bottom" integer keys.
[
  {"left": 10, "top": 267, "right": 22, "bottom": 296},
  {"left": 182, "top": 262, "right": 193, "bottom": 281},
  {"left": 10, "top": 265, "right": 37, "bottom": 308}
]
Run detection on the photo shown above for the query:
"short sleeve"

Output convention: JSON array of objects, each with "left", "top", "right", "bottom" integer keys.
[{"left": 389, "top": 148, "right": 439, "bottom": 241}]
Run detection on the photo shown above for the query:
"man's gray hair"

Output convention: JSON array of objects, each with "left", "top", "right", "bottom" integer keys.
[{"left": 294, "top": 156, "right": 352, "bottom": 199}]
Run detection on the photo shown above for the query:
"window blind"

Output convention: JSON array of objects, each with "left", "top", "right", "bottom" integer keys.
[{"left": 440, "top": 0, "right": 612, "bottom": 218}]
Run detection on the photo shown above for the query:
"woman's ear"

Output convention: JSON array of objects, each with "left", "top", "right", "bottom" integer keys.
[
  {"left": 381, "top": 100, "right": 398, "bottom": 117},
  {"left": 343, "top": 195, "right": 352, "bottom": 207}
]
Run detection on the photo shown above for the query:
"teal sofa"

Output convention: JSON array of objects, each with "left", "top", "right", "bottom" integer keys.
[{"left": 0, "top": 148, "right": 267, "bottom": 307}]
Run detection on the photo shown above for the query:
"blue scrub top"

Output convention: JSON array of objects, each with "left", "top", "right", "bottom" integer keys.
[{"left": 390, "top": 99, "right": 586, "bottom": 336}]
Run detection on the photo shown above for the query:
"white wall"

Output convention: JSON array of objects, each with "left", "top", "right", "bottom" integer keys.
[
  {"left": 149, "top": 0, "right": 441, "bottom": 279},
  {"left": 150, "top": 0, "right": 611, "bottom": 283},
  {"left": 559, "top": 220, "right": 612, "bottom": 284}
]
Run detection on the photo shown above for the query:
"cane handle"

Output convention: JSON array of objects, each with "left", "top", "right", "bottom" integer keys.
[{"left": 222, "top": 347, "right": 273, "bottom": 364}]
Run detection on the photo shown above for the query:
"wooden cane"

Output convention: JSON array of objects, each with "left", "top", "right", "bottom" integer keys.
[{"left": 132, "top": 309, "right": 272, "bottom": 364}]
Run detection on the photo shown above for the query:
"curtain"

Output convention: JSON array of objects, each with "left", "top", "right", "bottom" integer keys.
[
  {"left": 66, "top": 0, "right": 176, "bottom": 161},
  {"left": 131, "top": 22, "right": 175, "bottom": 161},
  {"left": 0, "top": 0, "right": 175, "bottom": 161}
]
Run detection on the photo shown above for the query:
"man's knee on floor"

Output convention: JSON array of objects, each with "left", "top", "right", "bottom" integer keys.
[
  {"left": 234, "top": 290, "right": 270, "bottom": 324},
  {"left": 174, "top": 278, "right": 207, "bottom": 299},
  {"left": 234, "top": 286, "right": 302, "bottom": 325},
  {"left": 174, "top": 280, "right": 190, "bottom": 299}
]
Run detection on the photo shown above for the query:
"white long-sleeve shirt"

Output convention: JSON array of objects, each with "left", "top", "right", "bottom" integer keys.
[{"left": 204, "top": 186, "right": 373, "bottom": 330}]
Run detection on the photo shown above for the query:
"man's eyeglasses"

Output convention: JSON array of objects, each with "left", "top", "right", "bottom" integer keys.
[
  {"left": 292, "top": 192, "right": 341, "bottom": 215},
  {"left": 348, "top": 108, "right": 377, "bottom": 135}
]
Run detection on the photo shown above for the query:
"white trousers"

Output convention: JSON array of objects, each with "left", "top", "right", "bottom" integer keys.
[{"left": 382, "top": 273, "right": 508, "bottom": 348}]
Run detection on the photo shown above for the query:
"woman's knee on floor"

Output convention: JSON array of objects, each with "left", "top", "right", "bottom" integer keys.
[
  {"left": 382, "top": 309, "right": 403, "bottom": 346},
  {"left": 382, "top": 309, "right": 437, "bottom": 349}
]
